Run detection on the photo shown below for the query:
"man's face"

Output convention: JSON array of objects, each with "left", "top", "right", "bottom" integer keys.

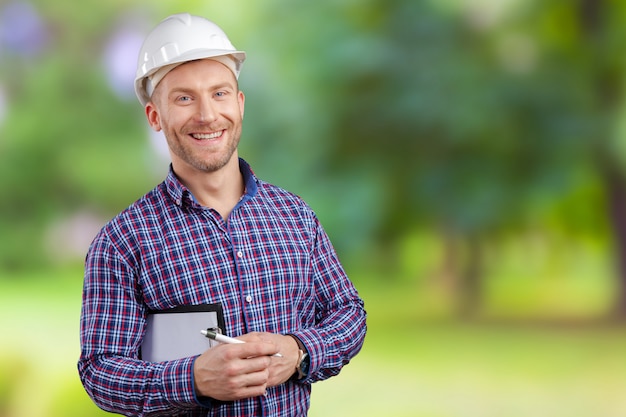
[{"left": 146, "top": 59, "right": 245, "bottom": 175}]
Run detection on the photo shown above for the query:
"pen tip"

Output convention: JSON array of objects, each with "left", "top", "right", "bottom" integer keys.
[{"left": 200, "top": 330, "right": 207, "bottom": 335}]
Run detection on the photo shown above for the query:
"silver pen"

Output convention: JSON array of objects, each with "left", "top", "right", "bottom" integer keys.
[{"left": 200, "top": 329, "right": 282, "bottom": 357}]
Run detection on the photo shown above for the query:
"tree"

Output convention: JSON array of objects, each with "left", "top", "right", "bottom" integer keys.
[
  {"left": 243, "top": 0, "right": 621, "bottom": 318},
  {"left": 576, "top": 0, "right": 626, "bottom": 319}
]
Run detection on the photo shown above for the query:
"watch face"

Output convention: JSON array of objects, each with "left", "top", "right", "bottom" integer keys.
[
  {"left": 296, "top": 351, "right": 309, "bottom": 379},
  {"left": 300, "top": 353, "right": 310, "bottom": 372}
]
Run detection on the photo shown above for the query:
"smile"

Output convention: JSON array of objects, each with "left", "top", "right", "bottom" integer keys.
[{"left": 191, "top": 131, "right": 223, "bottom": 140}]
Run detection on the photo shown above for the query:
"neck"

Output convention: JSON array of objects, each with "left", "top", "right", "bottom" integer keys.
[{"left": 174, "top": 157, "right": 244, "bottom": 220}]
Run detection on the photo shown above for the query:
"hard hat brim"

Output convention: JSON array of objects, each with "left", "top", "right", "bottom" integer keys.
[{"left": 134, "top": 48, "right": 246, "bottom": 106}]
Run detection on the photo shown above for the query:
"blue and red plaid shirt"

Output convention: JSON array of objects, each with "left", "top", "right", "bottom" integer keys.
[{"left": 78, "top": 159, "right": 367, "bottom": 417}]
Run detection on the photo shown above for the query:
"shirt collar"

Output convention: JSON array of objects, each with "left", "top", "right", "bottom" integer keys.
[
  {"left": 238, "top": 158, "right": 258, "bottom": 204},
  {"left": 164, "top": 158, "right": 258, "bottom": 208}
]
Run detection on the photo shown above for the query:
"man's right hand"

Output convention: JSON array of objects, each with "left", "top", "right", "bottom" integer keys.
[{"left": 192, "top": 335, "right": 279, "bottom": 401}]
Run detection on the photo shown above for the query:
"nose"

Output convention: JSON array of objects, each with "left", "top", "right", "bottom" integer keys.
[{"left": 196, "top": 96, "right": 217, "bottom": 123}]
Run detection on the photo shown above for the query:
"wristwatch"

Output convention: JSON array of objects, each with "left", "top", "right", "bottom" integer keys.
[
  {"left": 295, "top": 349, "right": 309, "bottom": 380},
  {"left": 289, "top": 334, "right": 310, "bottom": 380}
]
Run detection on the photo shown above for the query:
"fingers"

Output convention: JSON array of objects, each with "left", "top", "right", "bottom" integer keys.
[
  {"left": 236, "top": 333, "right": 281, "bottom": 357},
  {"left": 238, "top": 333, "right": 302, "bottom": 387},
  {"left": 217, "top": 365, "right": 270, "bottom": 400},
  {"left": 193, "top": 342, "right": 275, "bottom": 401},
  {"left": 225, "top": 349, "right": 273, "bottom": 375}
]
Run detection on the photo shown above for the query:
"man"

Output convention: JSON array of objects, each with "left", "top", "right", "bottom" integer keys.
[{"left": 78, "top": 13, "right": 367, "bottom": 417}]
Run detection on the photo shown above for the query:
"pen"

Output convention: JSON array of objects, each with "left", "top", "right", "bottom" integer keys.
[{"left": 201, "top": 329, "right": 282, "bottom": 357}]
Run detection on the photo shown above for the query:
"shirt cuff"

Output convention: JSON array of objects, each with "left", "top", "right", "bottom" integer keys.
[
  {"left": 190, "top": 356, "right": 215, "bottom": 408},
  {"left": 161, "top": 356, "right": 213, "bottom": 409},
  {"left": 286, "top": 329, "right": 323, "bottom": 381}
]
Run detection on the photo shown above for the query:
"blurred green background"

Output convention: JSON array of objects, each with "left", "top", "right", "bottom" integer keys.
[{"left": 2, "top": 0, "right": 626, "bottom": 416}]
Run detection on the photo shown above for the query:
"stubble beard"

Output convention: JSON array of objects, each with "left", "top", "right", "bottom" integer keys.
[{"left": 167, "top": 126, "right": 241, "bottom": 173}]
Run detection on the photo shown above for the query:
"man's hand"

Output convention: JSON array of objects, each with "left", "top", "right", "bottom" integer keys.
[
  {"left": 192, "top": 332, "right": 302, "bottom": 401},
  {"left": 192, "top": 335, "right": 279, "bottom": 401},
  {"left": 240, "top": 332, "right": 301, "bottom": 387}
]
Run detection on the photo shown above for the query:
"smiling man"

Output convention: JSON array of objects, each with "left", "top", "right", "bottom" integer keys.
[
  {"left": 146, "top": 59, "right": 246, "bottom": 218},
  {"left": 78, "top": 13, "right": 367, "bottom": 417}
]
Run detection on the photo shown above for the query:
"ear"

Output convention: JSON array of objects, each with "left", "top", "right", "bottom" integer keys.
[
  {"left": 145, "top": 102, "right": 162, "bottom": 132},
  {"left": 238, "top": 90, "right": 245, "bottom": 119}
]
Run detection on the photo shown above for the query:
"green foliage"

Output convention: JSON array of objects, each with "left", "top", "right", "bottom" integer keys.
[
  {"left": 0, "top": 0, "right": 622, "bottom": 299},
  {"left": 236, "top": 0, "right": 612, "bottom": 252},
  {"left": 0, "top": 0, "right": 619, "bottom": 325},
  {"left": 0, "top": 0, "right": 161, "bottom": 269}
]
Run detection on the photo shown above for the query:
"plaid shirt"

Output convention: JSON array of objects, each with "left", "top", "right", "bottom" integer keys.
[{"left": 78, "top": 159, "right": 367, "bottom": 417}]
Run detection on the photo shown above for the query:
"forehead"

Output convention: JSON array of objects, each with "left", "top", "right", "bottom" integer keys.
[{"left": 162, "top": 59, "right": 237, "bottom": 89}]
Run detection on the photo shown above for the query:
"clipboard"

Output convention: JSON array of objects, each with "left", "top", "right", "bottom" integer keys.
[{"left": 140, "top": 303, "right": 226, "bottom": 362}]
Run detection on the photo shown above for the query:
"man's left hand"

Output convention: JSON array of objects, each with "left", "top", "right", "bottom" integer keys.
[{"left": 238, "top": 332, "right": 300, "bottom": 386}]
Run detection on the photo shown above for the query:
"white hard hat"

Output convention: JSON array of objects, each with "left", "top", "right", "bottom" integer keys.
[{"left": 134, "top": 13, "right": 246, "bottom": 106}]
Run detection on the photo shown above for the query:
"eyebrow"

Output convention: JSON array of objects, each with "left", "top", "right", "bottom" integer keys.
[{"left": 169, "top": 82, "right": 237, "bottom": 95}]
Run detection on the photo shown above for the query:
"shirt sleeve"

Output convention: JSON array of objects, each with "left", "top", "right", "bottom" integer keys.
[
  {"left": 78, "top": 230, "right": 208, "bottom": 416},
  {"left": 289, "top": 215, "right": 367, "bottom": 384}
]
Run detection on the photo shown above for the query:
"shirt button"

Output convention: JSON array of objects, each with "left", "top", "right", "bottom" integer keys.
[
  {"left": 237, "top": 251, "right": 243, "bottom": 258},
  {"left": 245, "top": 295, "right": 253, "bottom": 303}
]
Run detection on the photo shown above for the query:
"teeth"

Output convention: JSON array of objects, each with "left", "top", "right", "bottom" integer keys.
[{"left": 192, "top": 131, "right": 222, "bottom": 140}]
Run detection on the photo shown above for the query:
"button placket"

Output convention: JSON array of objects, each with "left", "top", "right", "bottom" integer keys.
[{"left": 234, "top": 248, "right": 251, "bottom": 304}]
